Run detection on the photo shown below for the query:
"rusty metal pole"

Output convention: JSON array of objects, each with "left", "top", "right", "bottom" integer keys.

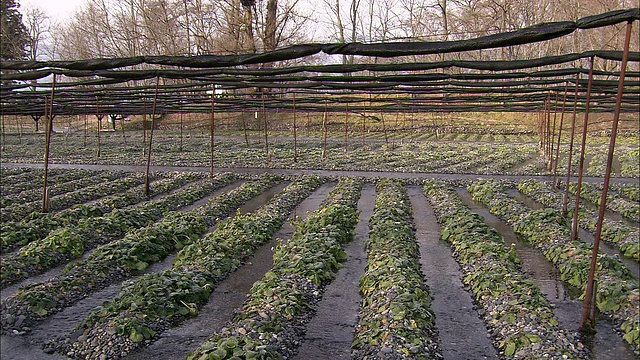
[
  {"left": 581, "top": 21, "right": 633, "bottom": 330},
  {"left": 293, "top": 92, "right": 298, "bottom": 163},
  {"left": 545, "top": 94, "right": 551, "bottom": 165},
  {"left": 145, "top": 77, "right": 160, "bottom": 196},
  {"left": 322, "top": 101, "right": 328, "bottom": 160},
  {"left": 571, "top": 57, "right": 595, "bottom": 242},
  {"left": 42, "top": 74, "right": 56, "bottom": 212},
  {"left": 210, "top": 86, "right": 215, "bottom": 176},
  {"left": 179, "top": 109, "right": 183, "bottom": 151},
  {"left": 549, "top": 92, "right": 559, "bottom": 171},
  {"left": 242, "top": 106, "right": 249, "bottom": 146},
  {"left": 344, "top": 102, "right": 349, "bottom": 152},
  {"left": 553, "top": 83, "right": 569, "bottom": 188},
  {"left": 96, "top": 98, "right": 102, "bottom": 158},
  {"left": 563, "top": 74, "right": 580, "bottom": 215},
  {"left": 262, "top": 91, "right": 269, "bottom": 167}
]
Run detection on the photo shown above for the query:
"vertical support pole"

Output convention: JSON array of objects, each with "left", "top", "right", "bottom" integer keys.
[
  {"left": 322, "top": 101, "right": 328, "bottom": 160},
  {"left": 210, "top": 86, "right": 215, "bottom": 176},
  {"left": 571, "top": 57, "right": 595, "bottom": 242},
  {"left": 553, "top": 82, "right": 569, "bottom": 187},
  {"left": 179, "top": 110, "right": 183, "bottom": 151},
  {"left": 143, "top": 112, "right": 147, "bottom": 144},
  {"left": 262, "top": 91, "right": 269, "bottom": 167},
  {"left": 292, "top": 92, "right": 298, "bottom": 163},
  {"left": 393, "top": 105, "right": 400, "bottom": 149},
  {"left": 381, "top": 112, "right": 388, "bottom": 145},
  {"left": 581, "top": 21, "right": 633, "bottom": 330},
  {"left": 96, "top": 98, "right": 102, "bottom": 158},
  {"left": 120, "top": 115, "right": 127, "bottom": 145},
  {"left": 545, "top": 94, "right": 551, "bottom": 163},
  {"left": 344, "top": 102, "right": 349, "bottom": 152},
  {"left": 563, "top": 74, "right": 580, "bottom": 215},
  {"left": 17, "top": 115, "right": 23, "bottom": 144},
  {"left": 83, "top": 114, "right": 87, "bottom": 147},
  {"left": 145, "top": 77, "right": 160, "bottom": 196},
  {"left": 1, "top": 113, "right": 5, "bottom": 151},
  {"left": 549, "top": 92, "right": 559, "bottom": 170},
  {"left": 242, "top": 108, "right": 249, "bottom": 146},
  {"left": 42, "top": 74, "right": 56, "bottom": 212}
]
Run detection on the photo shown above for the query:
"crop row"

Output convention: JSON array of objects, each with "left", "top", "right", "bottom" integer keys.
[
  {"left": 612, "top": 183, "right": 640, "bottom": 203},
  {"left": 60, "top": 175, "right": 325, "bottom": 359},
  {"left": 518, "top": 179, "right": 639, "bottom": 261},
  {"left": 0, "top": 172, "right": 232, "bottom": 287},
  {"left": 1, "top": 171, "right": 201, "bottom": 253},
  {"left": 0, "top": 168, "right": 98, "bottom": 196},
  {"left": 468, "top": 179, "right": 639, "bottom": 353},
  {"left": 424, "top": 180, "right": 586, "bottom": 358},
  {"left": 352, "top": 179, "right": 441, "bottom": 359},
  {"left": 0, "top": 171, "right": 126, "bottom": 208},
  {"left": 0, "top": 172, "right": 146, "bottom": 224},
  {"left": 565, "top": 181, "right": 639, "bottom": 222},
  {"left": 0, "top": 174, "right": 280, "bottom": 334},
  {"left": 186, "top": 177, "right": 362, "bottom": 360}
]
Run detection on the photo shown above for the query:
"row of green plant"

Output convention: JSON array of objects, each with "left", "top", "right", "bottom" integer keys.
[
  {"left": 518, "top": 179, "right": 639, "bottom": 261},
  {"left": 0, "top": 133, "right": 545, "bottom": 175},
  {"left": 0, "top": 175, "right": 280, "bottom": 334},
  {"left": 1, "top": 172, "right": 200, "bottom": 253},
  {"left": 425, "top": 180, "right": 586, "bottom": 358},
  {"left": 468, "top": 179, "right": 639, "bottom": 353},
  {"left": 613, "top": 183, "right": 640, "bottom": 203},
  {"left": 0, "top": 171, "right": 125, "bottom": 208},
  {"left": 0, "top": 168, "right": 97, "bottom": 196},
  {"left": 565, "top": 181, "right": 639, "bottom": 222},
  {"left": 0, "top": 173, "right": 233, "bottom": 287},
  {"left": 186, "top": 177, "right": 362, "bottom": 360},
  {"left": 63, "top": 175, "right": 325, "bottom": 359},
  {"left": 0, "top": 172, "right": 146, "bottom": 224},
  {"left": 351, "top": 179, "right": 441, "bottom": 359}
]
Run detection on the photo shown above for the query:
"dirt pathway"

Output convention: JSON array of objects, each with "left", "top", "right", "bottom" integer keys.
[
  {"left": 408, "top": 186, "right": 498, "bottom": 360},
  {"left": 292, "top": 183, "right": 375, "bottom": 360}
]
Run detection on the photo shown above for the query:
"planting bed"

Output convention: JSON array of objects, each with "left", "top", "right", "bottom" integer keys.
[{"left": 0, "top": 129, "right": 638, "bottom": 360}]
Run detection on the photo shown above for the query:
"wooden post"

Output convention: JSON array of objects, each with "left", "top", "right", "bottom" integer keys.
[
  {"left": 581, "top": 21, "right": 633, "bottom": 330},
  {"left": 145, "top": 77, "right": 160, "bottom": 196},
  {"left": 143, "top": 112, "right": 147, "bottom": 144},
  {"left": 563, "top": 74, "right": 580, "bottom": 215},
  {"left": 262, "top": 92, "right": 269, "bottom": 167},
  {"left": 42, "top": 74, "right": 56, "bottom": 212},
  {"left": 344, "top": 102, "right": 349, "bottom": 152},
  {"left": 553, "top": 82, "right": 569, "bottom": 188},
  {"left": 571, "top": 57, "right": 595, "bottom": 242},
  {"left": 210, "top": 87, "right": 215, "bottom": 176},
  {"left": 292, "top": 92, "right": 298, "bottom": 163},
  {"left": 96, "top": 98, "right": 102, "bottom": 158}
]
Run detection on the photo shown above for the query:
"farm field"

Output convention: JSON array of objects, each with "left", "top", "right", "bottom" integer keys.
[{"left": 0, "top": 127, "right": 638, "bottom": 359}]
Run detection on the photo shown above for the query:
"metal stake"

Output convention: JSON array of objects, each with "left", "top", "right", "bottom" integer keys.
[
  {"left": 563, "top": 74, "right": 580, "bottom": 215},
  {"left": 145, "top": 77, "right": 160, "bottom": 196},
  {"left": 571, "top": 57, "right": 595, "bottom": 242},
  {"left": 581, "top": 21, "right": 633, "bottom": 330}
]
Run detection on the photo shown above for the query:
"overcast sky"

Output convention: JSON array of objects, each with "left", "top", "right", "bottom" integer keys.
[{"left": 21, "top": 0, "right": 85, "bottom": 23}]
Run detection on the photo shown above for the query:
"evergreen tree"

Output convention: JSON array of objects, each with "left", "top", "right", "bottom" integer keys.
[{"left": 1, "top": 0, "right": 29, "bottom": 60}]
